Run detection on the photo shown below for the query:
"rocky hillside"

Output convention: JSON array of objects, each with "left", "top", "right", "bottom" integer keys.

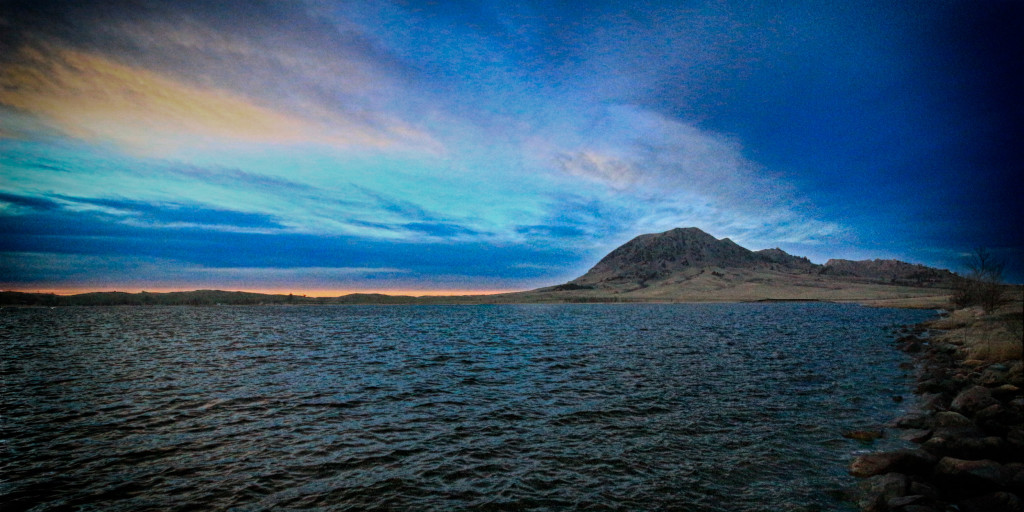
[
  {"left": 549, "top": 227, "right": 957, "bottom": 299},
  {"left": 570, "top": 227, "right": 815, "bottom": 286},
  {"left": 823, "top": 258, "right": 957, "bottom": 287}
]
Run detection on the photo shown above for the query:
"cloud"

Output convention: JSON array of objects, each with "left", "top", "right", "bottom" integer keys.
[
  {"left": 0, "top": 191, "right": 60, "bottom": 212},
  {"left": 544, "top": 105, "right": 845, "bottom": 249},
  {"left": 0, "top": 43, "right": 423, "bottom": 155},
  {"left": 556, "top": 151, "right": 639, "bottom": 191},
  {"left": 53, "top": 195, "right": 286, "bottom": 230},
  {"left": 403, "top": 222, "right": 481, "bottom": 238}
]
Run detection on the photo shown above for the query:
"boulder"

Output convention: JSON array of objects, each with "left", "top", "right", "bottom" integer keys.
[
  {"left": 917, "top": 378, "right": 957, "bottom": 395},
  {"left": 850, "top": 450, "right": 937, "bottom": 478},
  {"left": 887, "top": 494, "right": 929, "bottom": 509},
  {"left": 934, "top": 411, "right": 973, "bottom": 428},
  {"left": 944, "top": 436, "right": 1006, "bottom": 460},
  {"left": 992, "top": 384, "right": 1021, "bottom": 400},
  {"left": 935, "top": 457, "right": 1007, "bottom": 489},
  {"left": 951, "top": 386, "right": 999, "bottom": 416},
  {"left": 899, "top": 429, "right": 932, "bottom": 444},
  {"left": 975, "top": 404, "right": 1021, "bottom": 436},
  {"left": 895, "top": 413, "right": 932, "bottom": 429},
  {"left": 858, "top": 472, "right": 908, "bottom": 512},
  {"left": 956, "top": 492, "right": 1023, "bottom": 512},
  {"left": 844, "top": 430, "right": 885, "bottom": 442},
  {"left": 920, "top": 393, "right": 951, "bottom": 411},
  {"left": 908, "top": 481, "right": 939, "bottom": 499},
  {"left": 980, "top": 366, "right": 1011, "bottom": 387}
]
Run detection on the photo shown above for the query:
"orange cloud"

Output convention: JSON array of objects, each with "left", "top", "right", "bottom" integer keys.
[{"left": 0, "top": 43, "right": 433, "bottom": 155}]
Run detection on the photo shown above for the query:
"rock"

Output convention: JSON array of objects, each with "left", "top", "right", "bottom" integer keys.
[
  {"left": 951, "top": 386, "right": 999, "bottom": 416},
  {"left": 895, "top": 413, "right": 932, "bottom": 429},
  {"left": 923, "top": 436, "right": 950, "bottom": 455},
  {"left": 956, "top": 492, "right": 1023, "bottom": 512},
  {"left": 993, "top": 384, "right": 1021, "bottom": 399},
  {"left": 888, "top": 494, "right": 928, "bottom": 508},
  {"left": 909, "top": 481, "right": 939, "bottom": 499},
  {"left": 844, "top": 430, "right": 885, "bottom": 442},
  {"left": 899, "top": 429, "right": 932, "bottom": 444},
  {"left": 920, "top": 392, "right": 950, "bottom": 411},
  {"left": 945, "top": 436, "right": 1006, "bottom": 460},
  {"left": 1006, "top": 429, "right": 1024, "bottom": 454},
  {"left": 976, "top": 404, "right": 1019, "bottom": 435},
  {"left": 935, "top": 457, "right": 1007, "bottom": 489},
  {"left": 917, "top": 378, "right": 957, "bottom": 395},
  {"left": 851, "top": 452, "right": 903, "bottom": 478},
  {"left": 850, "top": 450, "right": 937, "bottom": 478},
  {"left": 981, "top": 366, "right": 1011, "bottom": 387},
  {"left": 902, "top": 340, "right": 923, "bottom": 353},
  {"left": 859, "top": 473, "right": 908, "bottom": 512},
  {"left": 934, "top": 411, "right": 973, "bottom": 428},
  {"left": 1007, "top": 463, "right": 1024, "bottom": 493}
]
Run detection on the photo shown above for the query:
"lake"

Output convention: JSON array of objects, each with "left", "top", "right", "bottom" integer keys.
[{"left": 1, "top": 303, "right": 936, "bottom": 511}]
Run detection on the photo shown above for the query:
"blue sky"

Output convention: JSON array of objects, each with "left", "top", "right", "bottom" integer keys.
[{"left": 1, "top": 0, "right": 1021, "bottom": 293}]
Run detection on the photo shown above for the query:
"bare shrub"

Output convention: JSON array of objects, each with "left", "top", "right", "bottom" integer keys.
[{"left": 951, "top": 248, "right": 1007, "bottom": 313}]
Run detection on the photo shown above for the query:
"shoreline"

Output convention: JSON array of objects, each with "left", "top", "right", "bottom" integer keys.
[
  {"left": 2, "top": 288, "right": 957, "bottom": 309},
  {"left": 850, "top": 299, "right": 1024, "bottom": 511}
]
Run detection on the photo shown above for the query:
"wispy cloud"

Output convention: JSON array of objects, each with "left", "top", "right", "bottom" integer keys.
[{"left": 0, "top": 43, "right": 431, "bottom": 155}]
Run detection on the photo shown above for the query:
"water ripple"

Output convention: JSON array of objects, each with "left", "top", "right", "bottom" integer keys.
[{"left": 1, "top": 303, "right": 934, "bottom": 511}]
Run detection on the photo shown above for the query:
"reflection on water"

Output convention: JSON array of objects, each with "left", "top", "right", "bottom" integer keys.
[{"left": 1, "top": 303, "right": 934, "bottom": 511}]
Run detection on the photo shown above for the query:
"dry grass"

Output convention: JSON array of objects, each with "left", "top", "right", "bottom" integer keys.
[{"left": 929, "top": 300, "right": 1024, "bottom": 364}]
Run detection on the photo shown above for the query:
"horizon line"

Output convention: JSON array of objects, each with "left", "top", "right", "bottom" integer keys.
[{"left": 1, "top": 287, "right": 522, "bottom": 298}]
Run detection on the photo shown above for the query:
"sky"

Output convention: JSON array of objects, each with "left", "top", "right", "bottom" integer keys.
[{"left": 1, "top": 0, "right": 1022, "bottom": 294}]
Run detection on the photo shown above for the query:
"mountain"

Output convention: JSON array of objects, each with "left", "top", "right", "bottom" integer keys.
[
  {"left": 537, "top": 227, "right": 957, "bottom": 303},
  {"left": 570, "top": 227, "right": 826, "bottom": 286},
  {"left": 570, "top": 227, "right": 766, "bottom": 285}
]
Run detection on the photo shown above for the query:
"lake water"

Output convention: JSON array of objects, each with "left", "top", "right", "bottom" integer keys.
[{"left": 1, "top": 303, "right": 936, "bottom": 511}]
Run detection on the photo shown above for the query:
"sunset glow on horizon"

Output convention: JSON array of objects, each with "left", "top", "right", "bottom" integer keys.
[{"left": 23, "top": 287, "right": 516, "bottom": 298}]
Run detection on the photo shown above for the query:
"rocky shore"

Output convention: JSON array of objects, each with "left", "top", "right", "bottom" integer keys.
[{"left": 851, "top": 302, "right": 1024, "bottom": 511}]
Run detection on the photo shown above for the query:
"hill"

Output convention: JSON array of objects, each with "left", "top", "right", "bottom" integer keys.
[{"left": 520, "top": 227, "right": 958, "bottom": 304}]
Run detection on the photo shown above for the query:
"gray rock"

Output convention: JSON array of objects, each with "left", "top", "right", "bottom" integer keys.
[
  {"left": 944, "top": 436, "right": 1006, "bottom": 460},
  {"left": 951, "top": 386, "right": 999, "bottom": 416},
  {"left": 934, "top": 411, "right": 973, "bottom": 427},
  {"left": 895, "top": 413, "right": 933, "bottom": 429},
  {"left": 888, "top": 494, "right": 928, "bottom": 508},
  {"left": 956, "top": 492, "right": 1023, "bottom": 512},
  {"left": 1010, "top": 428, "right": 1024, "bottom": 443},
  {"left": 981, "top": 366, "right": 1011, "bottom": 387},
  {"left": 909, "top": 481, "right": 939, "bottom": 499},
  {"left": 992, "top": 384, "right": 1021, "bottom": 400},
  {"left": 920, "top": 392, "right": 951, "bottom": 411},
  {"left": 850, "top": 450, "right": 937, "bottom": 477},
  {"left": 899, "top": 429, "right": 932, "bottom": 444},
  {"left": 935, "top": 456, "right": 1007, "bottom": 487},
  {"left": 859, "top": 472, "right": 908, "bottom": 512},
  {"left": 844, "top": 430, "right": 885, "bottom": 442}
]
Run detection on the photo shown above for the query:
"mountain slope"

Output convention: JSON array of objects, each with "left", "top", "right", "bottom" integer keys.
[{"left": 537, "top": 227, "right": 956, "bottom": 302}]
